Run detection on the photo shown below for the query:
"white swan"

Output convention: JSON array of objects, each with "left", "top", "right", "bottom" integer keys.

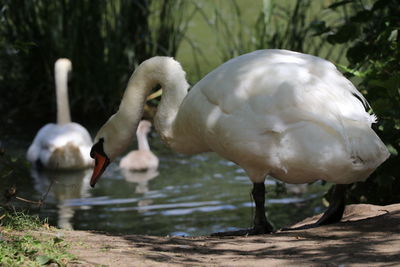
[
  {"left": 89, "top": 49, "right": 390, "bottom": 234},
  {"left": 119, "top": 120, "right": 159, "bottom": 171},
  {"left": 27, "top": 58, "right": 93, "bottom": 170}
]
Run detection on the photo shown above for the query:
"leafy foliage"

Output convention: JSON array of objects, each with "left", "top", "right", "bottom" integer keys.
[{"left": 320, "top": 0, "right": 399, "bottom": 204}]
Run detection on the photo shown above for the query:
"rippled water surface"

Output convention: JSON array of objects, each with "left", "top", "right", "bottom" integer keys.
[{"left": 3, "top": 136, "right": 331, "bottom": 236}]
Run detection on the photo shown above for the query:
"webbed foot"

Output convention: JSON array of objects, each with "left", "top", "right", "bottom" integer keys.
[{"left": 281, "top": 184, "right": 348, "bottom": 231}]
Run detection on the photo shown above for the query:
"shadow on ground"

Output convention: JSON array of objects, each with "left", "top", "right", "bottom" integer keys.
[{"left": 62, "top": 204, "right": 400, "bottom": 266}]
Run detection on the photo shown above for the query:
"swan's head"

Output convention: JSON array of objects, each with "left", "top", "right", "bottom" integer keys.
[
  {"left": 90, "top": 114, "right": 136, "bottom": 187},
  {"left": 55, "top": 58, "right": 72, "bottom": 76},
  {"left": 137, "top": 120, "right": 152, "bottom": 135},
  {"left": 89, "top": 137, "right": 110, "bottom": 187}
]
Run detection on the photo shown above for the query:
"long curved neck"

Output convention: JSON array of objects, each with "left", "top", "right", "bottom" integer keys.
[
  {"left": 55, "top": 60, "right": 71, "bottom": 125},
  {"left": 108, "top": 57, "right": 189, "bottom": 156},
  {"left": 137, "top": 130, "right": 150, "bottom": 151}
]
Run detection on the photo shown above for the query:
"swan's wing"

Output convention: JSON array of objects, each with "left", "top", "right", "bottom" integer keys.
[
  {"left": 199, "top": 49, "right": 374, "bottom": 125},
  {"left": 64, "top": 123, "right": 93, "bottom": 147},
  {"left": 194, "top": 50, "right": 379, "bottom": 146},
  {"left": 26, "top": 123, "right": 57, "bottom": 163},
  {"left": 176, "top": 49, "right": 388, "bottom": 183}
]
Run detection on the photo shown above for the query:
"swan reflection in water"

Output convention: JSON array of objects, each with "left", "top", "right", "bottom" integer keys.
[
  {"left": 31, "top": 168, "right": 92, "bottom": 229},
  {"left": 121, "top": 168, "right": 159, "bottom": 209}
]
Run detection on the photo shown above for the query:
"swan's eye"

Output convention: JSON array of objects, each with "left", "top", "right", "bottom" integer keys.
[
  {"left": 90, "top": 147, "right": 95, "bottom": 158},
  {"left": 90, "top": 138, "right": 106, "bottom": 158}
]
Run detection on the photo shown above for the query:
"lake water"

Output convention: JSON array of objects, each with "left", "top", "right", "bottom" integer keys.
[{"left": 2, "top": 135, "right": 330, "bottom": 236}]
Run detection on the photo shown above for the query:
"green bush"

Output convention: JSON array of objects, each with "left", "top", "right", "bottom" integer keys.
[{"left": 320, "top": 0, "right": 399, "bottom": 204}]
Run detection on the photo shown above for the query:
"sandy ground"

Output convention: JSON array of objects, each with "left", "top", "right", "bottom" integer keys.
[{"left": 33, "top": 204, "right": 400, "bottom": 266}]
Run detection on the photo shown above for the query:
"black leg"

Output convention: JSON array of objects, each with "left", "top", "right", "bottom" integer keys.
[
  {"left": 315, "top": 184, "right": 347, "bottom": 226},
  {"left": 211, "top": 182, "right": 274, "bottom": 236},
  {"left": 281, "top": 184, "right": 348, "bottom": 231},
  {"left": 252, "top": 182, "right": 274, "bottom": 234}
]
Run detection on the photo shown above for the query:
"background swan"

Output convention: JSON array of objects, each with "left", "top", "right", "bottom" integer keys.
[
  {"left": 89, "top": 49, "right": 390, "bottom": 235},
  {"left": 27, "top": 58, "right": 93, "bottom": 170},
  {"left": 119, "top": 120, "right": 159, "bottom": 171}
]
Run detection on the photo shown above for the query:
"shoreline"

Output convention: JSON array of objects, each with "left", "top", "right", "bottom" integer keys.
[{"left": 25, "top": 203, "right": 400, "bottom": 266}]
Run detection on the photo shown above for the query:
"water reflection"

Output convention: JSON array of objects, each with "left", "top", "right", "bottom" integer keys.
[
  {"left": 31, "top": 168, "right": 92, "bottom": 229},
  {"left": 121, "top": 168, "right": 159, "bottom": 209},
  {"left": 19, "top": 136, "right": 330, "bottom": 236},
  {"left": 121, "top": 168, "right": 159, "bottom": 194}
]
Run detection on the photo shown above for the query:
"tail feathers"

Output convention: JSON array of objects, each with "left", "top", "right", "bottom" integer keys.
[
  {"left": 367, "top": 113, "right": 377, "bottom": 125},
  {"left": 348, "top": 124, "right": 390, "bottom": 170},
  {"left": 46, "top": 143, "right": 86, "bottom": 170}
]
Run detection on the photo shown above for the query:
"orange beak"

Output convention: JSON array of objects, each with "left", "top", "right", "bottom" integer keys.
[{"left": 90, "top": 151, "right": 110, "bottom": 188}]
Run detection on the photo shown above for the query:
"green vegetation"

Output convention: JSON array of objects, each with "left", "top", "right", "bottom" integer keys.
[
  {"left": 0, "top": 209, "right": 43, "bottom": 230},
  {"left": 309, "top": 0, "right": 399, "bottom": 204},
  {"left": 0, "top": 208, "right": 75, "bottom": 266},
  {"left": 203, "top": 0, "right": 345, "bottom": 61},
  {"left": 0, "top": 0, "right": 350, "bottom": 131},
  {"left": 0, "top": 0, "right": 193, "bottom": 131},
  {"left": 1, "top": 149, "right": 77, "bottom": 266},
  {"left": 316, "top": 0, "right": 399, "bottom": 204}
]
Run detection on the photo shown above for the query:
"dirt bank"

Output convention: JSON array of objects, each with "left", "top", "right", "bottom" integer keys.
[{"left": 35, "top": 204, "right": 400, "bottom": 266}]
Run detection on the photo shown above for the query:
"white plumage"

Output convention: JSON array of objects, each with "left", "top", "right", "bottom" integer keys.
[
  {"left": 171, "top": 50, "right": 389, "bottom": 184},
  {"left": 27, "top": 58, "right": 93, "bottom": 170},
  {"left": 90, "top": 49, "right": 390, "bottom": 233}
]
